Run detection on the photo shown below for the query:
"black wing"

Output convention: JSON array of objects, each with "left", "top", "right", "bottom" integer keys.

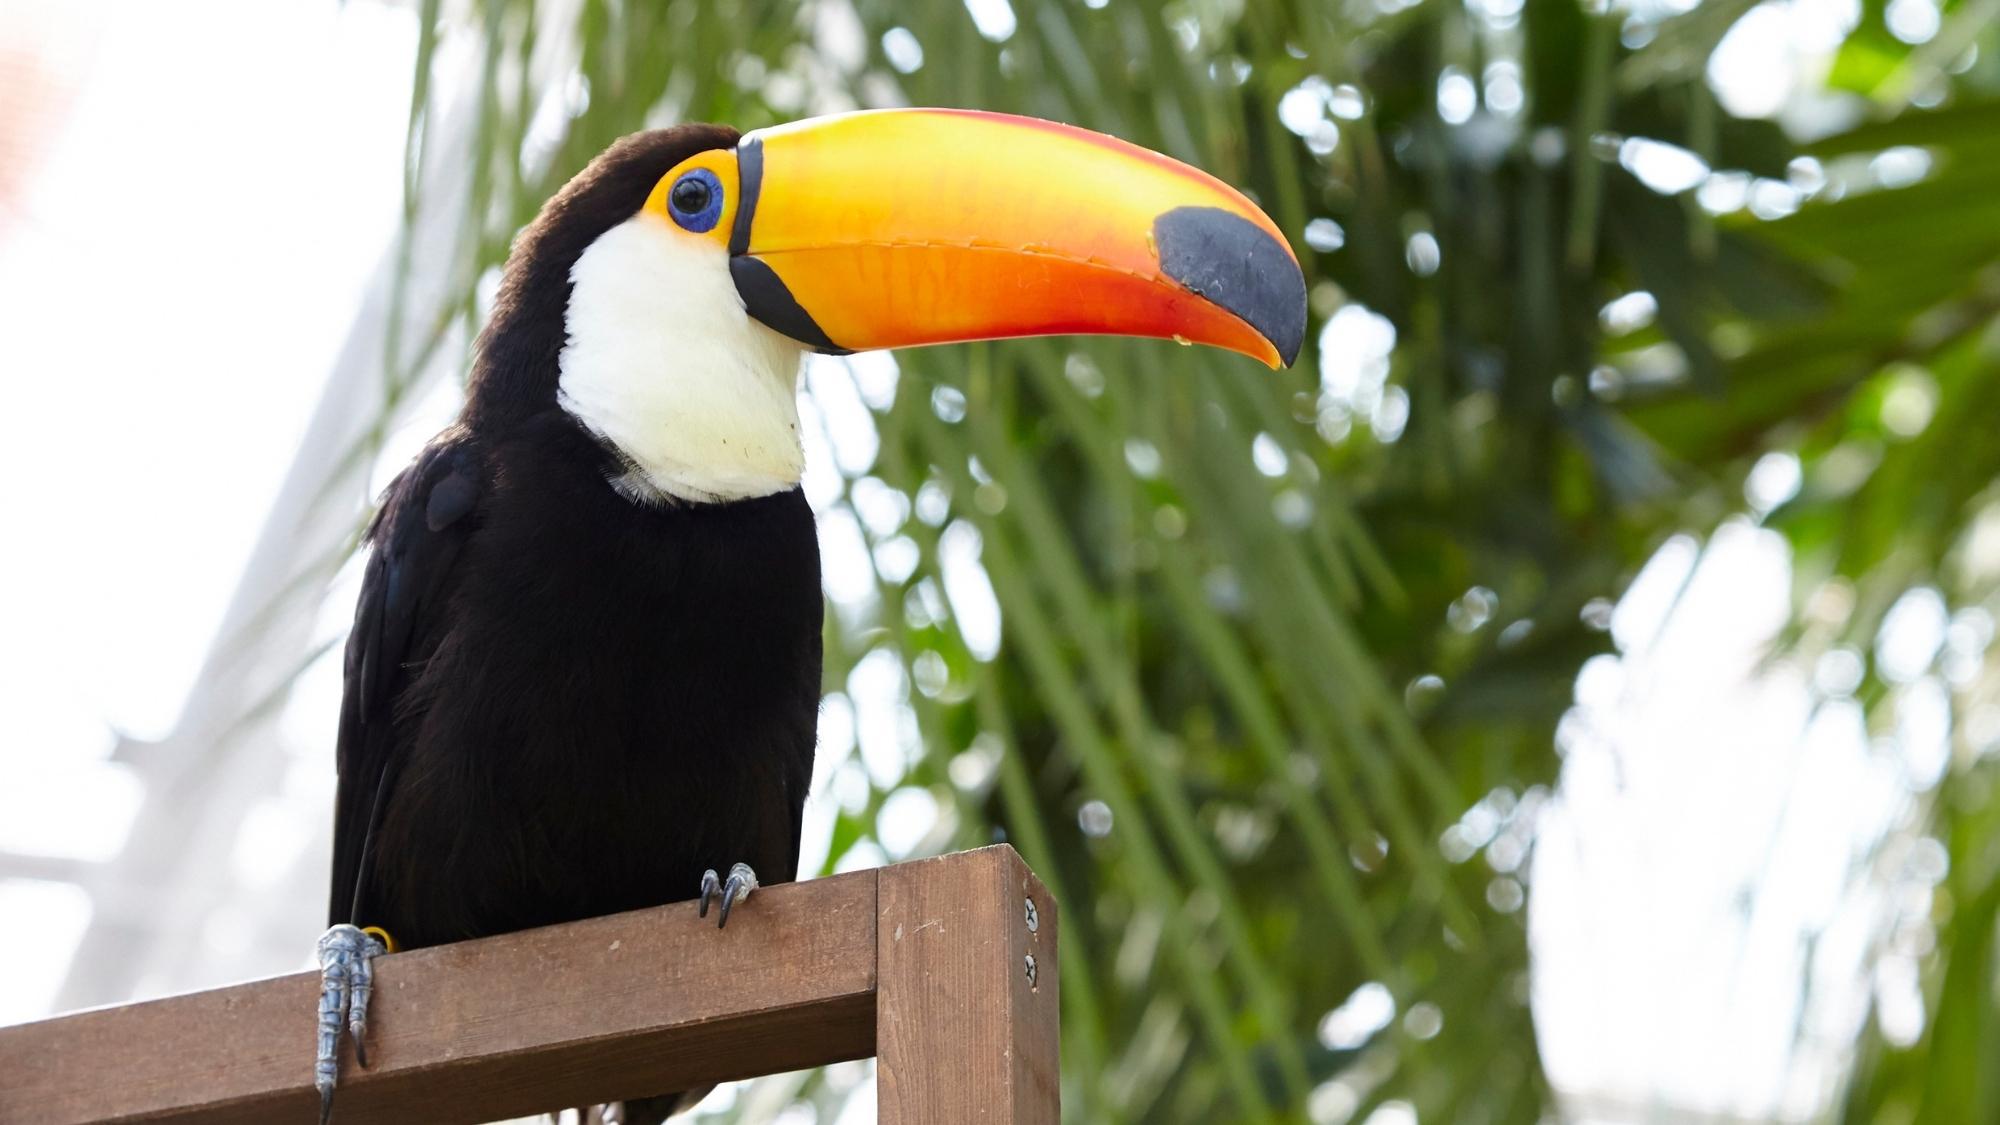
[{"left": 327, "top": 438, "right": 482, "bottom": 926}]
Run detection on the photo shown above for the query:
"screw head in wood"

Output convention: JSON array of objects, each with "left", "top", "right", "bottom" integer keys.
[
  {"left": 1024, "top": 897, "right": 1039, "bottom": 933},
  {"left": 1024, "top": 953, "right": 1038, "bottom": 988}
]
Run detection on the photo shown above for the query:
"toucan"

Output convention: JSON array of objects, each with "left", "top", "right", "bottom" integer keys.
[{"left": 314, "top": 108, "right": 1305, "bottom": 1122}]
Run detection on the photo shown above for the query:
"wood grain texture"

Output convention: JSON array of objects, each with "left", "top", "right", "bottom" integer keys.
[
  {"left": 0, "top": 847, "right": 1060, "bottom": 1124},
  {"left": 0, "top": 869, "right": 878, "bottom": 1124},
  {"left": 876, "top": 845, "right": 1061, "bottom": 1124}
]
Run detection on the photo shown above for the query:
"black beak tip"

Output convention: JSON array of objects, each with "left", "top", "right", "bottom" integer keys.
[
  {"left": 1154, "top": 206, "right": 1307, "bottom": 367},
  {"left": 1271, "top": 301, "right": 1305, "bottom": 368}
]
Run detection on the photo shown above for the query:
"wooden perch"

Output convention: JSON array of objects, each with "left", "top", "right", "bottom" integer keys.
[{"left": 0, "top": 845, "right": 1059, "bottom": 1124}]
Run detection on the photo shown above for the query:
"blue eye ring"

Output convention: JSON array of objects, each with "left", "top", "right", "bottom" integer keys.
[{"left": 666, "top": 168, "right": 724, "bottom": 233}]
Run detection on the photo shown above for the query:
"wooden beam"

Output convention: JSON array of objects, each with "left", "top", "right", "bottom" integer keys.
[
  {"left": 3, "top": 869, "right": 879, "bottom": 1124},
  {"left": 0, "top": 846, "right": 1059, "bottom": 1124},
  {"left": 877, "top": 846, "right": 1061, "bottom": 1123}
]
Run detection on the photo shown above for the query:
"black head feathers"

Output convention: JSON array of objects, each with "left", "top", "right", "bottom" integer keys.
[{"left": 464, "top": 125, "right": 740, "bottom": 428}]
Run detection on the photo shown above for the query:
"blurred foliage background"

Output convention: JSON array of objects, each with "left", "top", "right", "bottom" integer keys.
[{"left": 353, "top": 0, "right": 2000, "bottom": 1120}]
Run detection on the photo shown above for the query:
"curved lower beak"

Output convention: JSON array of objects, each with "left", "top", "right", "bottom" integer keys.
[{"left": 727, "top": 109, "right": 1306, "bottom": 368}]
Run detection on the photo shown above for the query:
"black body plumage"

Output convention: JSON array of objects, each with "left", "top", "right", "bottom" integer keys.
[
  {"left": 332, "top": 422, "right": 820, "bottom": 947},
  {"left": 328, "top": 126, "right": 822, "bottom": 1076}
]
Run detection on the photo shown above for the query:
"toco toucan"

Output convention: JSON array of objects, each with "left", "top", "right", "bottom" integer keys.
[{"left": 315, "top": 108, "right": 1305, "bottom": 1122}]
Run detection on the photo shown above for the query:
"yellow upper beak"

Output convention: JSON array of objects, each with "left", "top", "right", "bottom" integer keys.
[{"left": 720, "top": 109, "right": 1305, "bottom": 368}]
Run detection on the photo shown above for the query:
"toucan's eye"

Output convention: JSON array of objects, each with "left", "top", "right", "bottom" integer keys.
[{"left": 667, "top": 168, "right": 723, "bottom": 233}]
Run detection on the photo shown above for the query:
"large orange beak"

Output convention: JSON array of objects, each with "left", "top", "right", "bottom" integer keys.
[{"left": 725, "top": 109, "right": 1305, "bottom": 368}]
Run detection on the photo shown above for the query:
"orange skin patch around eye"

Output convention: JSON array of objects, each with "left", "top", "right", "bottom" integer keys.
[{"left": 644, "top": 148, "right": 741, "bottom": 246}]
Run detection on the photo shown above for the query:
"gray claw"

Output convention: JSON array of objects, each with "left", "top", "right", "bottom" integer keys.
[
  {"left": 697, "top": 863, "right": 759, "bottom": 928},
  {"left": 698, "top": 868, "right": 722, "bottom": 919},
  {"left": 316, "top": 924, "right": 386, "bottom": 1120},
  {"left": 718, "top": 862, "right": 758, "bottom": 929}
]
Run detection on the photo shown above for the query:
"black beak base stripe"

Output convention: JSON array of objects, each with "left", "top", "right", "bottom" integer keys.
[
  {"left": 728, "top": 134, "right": 850, "bottom": 353},
  {"left": 731, "top": 256, "right": 853, "bottom": 355},
  {"left": 729, "top": 135, "right": 764, "bottom": 257}
]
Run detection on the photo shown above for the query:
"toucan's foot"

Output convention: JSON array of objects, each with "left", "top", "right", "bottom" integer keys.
[
  {"left": 697, "top": 862, "right": 759, "bottom": 928},
  {"left": 315, "top": 923, "right": 387, "bottom": 1124}
]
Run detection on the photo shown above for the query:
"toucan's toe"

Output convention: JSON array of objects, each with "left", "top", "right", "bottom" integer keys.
[{"left": 315, "top": 923, "right": 387, "bottom": 1120}]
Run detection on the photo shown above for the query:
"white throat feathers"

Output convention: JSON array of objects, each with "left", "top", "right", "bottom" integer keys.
[{"left": 557, "top": 213, "right": 808, "bottom": 506}]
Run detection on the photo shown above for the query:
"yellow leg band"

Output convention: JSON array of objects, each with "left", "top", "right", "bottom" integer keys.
[{"left": 361, "top": 925, "right": 399, "bottom": 953}]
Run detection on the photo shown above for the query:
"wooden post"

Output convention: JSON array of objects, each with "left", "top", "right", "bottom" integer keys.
[
  {"left": 0, "top": 846, "right": 1058, "bottom": 1124},
  {"left": 877, "top": 845, "right": 1061, "bottom": 1123}
]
